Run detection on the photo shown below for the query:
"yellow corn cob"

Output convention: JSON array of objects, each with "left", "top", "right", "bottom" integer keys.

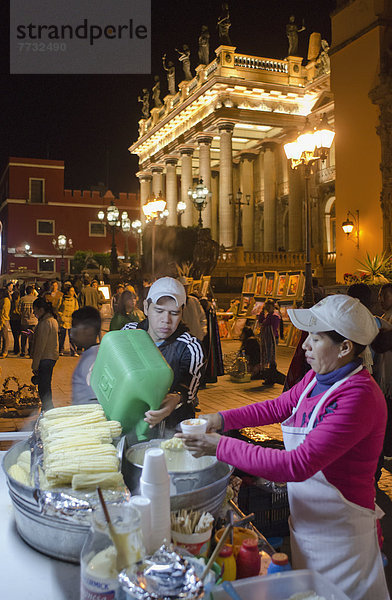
[
  {"left": 8, "top": 464, "right": 31, "bottom": 486},
  {"left": 72, "top": 472, "right": 124, "bottom": 490},
  {"left": 43, "top": 405, "right": 104, "bottom": 420}
]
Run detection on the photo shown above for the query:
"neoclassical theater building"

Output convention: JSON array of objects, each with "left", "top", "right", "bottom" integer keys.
[{"left": 129, "top": 0, "right": 391, "bottom": 284}]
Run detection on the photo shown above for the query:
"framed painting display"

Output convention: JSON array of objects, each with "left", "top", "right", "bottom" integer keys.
[
  {"left": 289, "top": 326, "right": 302, "bottom": 348},
  {"left": 242, "top": 273, "right": 256, "bottom": 294},
  {"left": 278, "top": 302, "right": 293, "bottom": 322},
  {"left": 281, "top": 322, "right": 293, "bottom": 346},
  {"left": 254, "top": 273, "right": 263, "bottom": 296},
  {"left": 240, "top": 295, "right": 253, "bottom": 314},
  {"left": 251, "top": 300, "right": 265, "bottom": 317},
  {"left": 287, "top": 272, "right": 300, "bottom": 298},
  {"left": 200, "top": 275, "right": 211, "bottom": 297},
  {"left": 191, "top": 279, "right": 202, "bottom": 295},
  {"left": 275, "top": 272, "right": 288, "bottom": 297},
  {"left": 262, "top": 271, "right": 277, "bottom": 297}
]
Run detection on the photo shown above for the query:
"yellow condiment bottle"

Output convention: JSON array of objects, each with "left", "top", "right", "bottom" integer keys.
[{"left": 216, "top": 545, "right": 237, "bottom": 581}]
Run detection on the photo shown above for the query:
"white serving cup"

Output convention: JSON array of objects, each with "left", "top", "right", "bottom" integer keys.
[
  {"left": 129, "top": 495, "right": 152, "bottom": 554},
  {"left": 141, "top": 448, "right": 169, "bottom": 485},
  {"left": 180, "top": 418, "right": 207, "bottom": 435}
]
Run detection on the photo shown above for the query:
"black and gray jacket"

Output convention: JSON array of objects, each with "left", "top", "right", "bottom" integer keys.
[{"left": 122, "top": 319, "right": 204, "bottom": 407}]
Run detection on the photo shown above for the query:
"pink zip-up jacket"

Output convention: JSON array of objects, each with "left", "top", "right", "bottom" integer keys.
[{"left": 218, "top": 368, "right": 386, "bottom": 510}]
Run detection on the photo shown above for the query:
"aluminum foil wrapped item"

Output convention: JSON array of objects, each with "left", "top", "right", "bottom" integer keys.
[
  {"left": 119, "top": 545, "right": 204, "bottom": 600},
  {"left": 30, "top": 415, "right": 130, "bottom": 524}
]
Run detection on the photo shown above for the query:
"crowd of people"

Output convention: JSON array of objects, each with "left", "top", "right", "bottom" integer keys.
[
  {"left": 0, "top": 274, "right": 225, "bottom": 419},
  {"left": 2, "top": 272, "right": 392, "bottom": 597}
]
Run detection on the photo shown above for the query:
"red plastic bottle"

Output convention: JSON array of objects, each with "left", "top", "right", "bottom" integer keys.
[{"left": 236, "top": 538, "right": 261, "bottom": 579}]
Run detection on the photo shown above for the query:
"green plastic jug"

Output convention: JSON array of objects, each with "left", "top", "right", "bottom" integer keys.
[{"left": 90, "top": 329, "right": 173, "bottom": 439}]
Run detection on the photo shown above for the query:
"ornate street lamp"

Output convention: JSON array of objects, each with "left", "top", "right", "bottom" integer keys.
[
  {"left": 52, "top": 234, "right": 73, "bottom": 282},
  {"left": 121, "top": 211, "right": 131, "bottom": 261},
  {"left": 229, "top": 188, "right": 250, "bottom": 247},
  {"left": 131, "top": 219, "right": 143, "bottom": 262},
  {"left": 98, "top": 200, "right": 131, "bottom": 274},
  {"left": 23, "top": 243, "right": 32, "bottom": 256},
  {"left": 142, "top": 192, "right": 167, "bottom": 278},
  {"left": 284, "top": 114, "right": 335, "bottom": 307},
  {"left": 188, "top": 178, "right": 209, "bottom": 227}
]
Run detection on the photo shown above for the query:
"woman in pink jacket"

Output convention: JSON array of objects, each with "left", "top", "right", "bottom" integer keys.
[{"left": 178, "top": 295, "right": 389, "bottom": 600}]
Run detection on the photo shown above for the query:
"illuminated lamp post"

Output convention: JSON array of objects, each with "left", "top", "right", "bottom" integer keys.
[
  {"left": 121, "top": 211, "right": 131, "bottom": 261},
  {"left": 229, "top": 189, "right": 250, "bottom": 247},
  {"left": 284, "top": 114, "right": 335, "bottom": 308},
  {"left": 131, "top": 219, "right": 143, "bottom": 262},
  {"left": 188, "top": 178, "right": 209, "bottom": 227},
  {"left": 52, "top": 234, "right": 72, "bottom": 282},
  {"left": 98, "top": 200, "right": 128, "bottom": 274},
  {"left": 142, "top": 192, "right": 167, "bottom": 279}
]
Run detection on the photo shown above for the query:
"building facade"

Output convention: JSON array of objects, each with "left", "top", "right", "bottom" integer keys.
[
  {"left": 0, "top": 157, "right": 139, "bottom": 278},
  {"left": 130, "top": 43, "right": 336, "bottom": 283}
]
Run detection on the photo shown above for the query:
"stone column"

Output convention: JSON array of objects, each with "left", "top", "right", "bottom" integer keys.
[
  {"left": 254, "top": 152, "right": 264, "bottom": 251},
  {"left": 239, "top": 153, "right": 257, "bottom": 250},
  {"left": 210, "top": 170, "right": 219, "bottom": 242},
  {"left": 197, "top": 135, "right": 213, "bottom": 229},
  {"left": 165, "top": 157, "right": 178, "bottom": 226},
  {"left": 288, "top": 164, "right": 304, "bottom": 251},
  {"left": 151, "top": 165, "right": 164, "bottom": 197},
  {"left": 179, "top": 147, "right": 194, "bottom": 227},
  {"left": 218, "top": 122, "right": 235, "bottom": 247},
  {"left": 263, "top": 143, "right": 277, "bottom": 252},
  {"left": 136, "top": 171, "right": 152, "bottom": 227}
]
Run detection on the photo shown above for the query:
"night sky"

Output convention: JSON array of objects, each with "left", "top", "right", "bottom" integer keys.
[{"left": 1, "top": 0, "right": 336, "bottom": 195}]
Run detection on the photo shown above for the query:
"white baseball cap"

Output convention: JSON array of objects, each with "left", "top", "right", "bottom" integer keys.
[
  {"left": 288, "top": 294, "right": 379, "bottom": 345},
  {"left": 147, "top": 277, "right": 186, "bottom": 307}
]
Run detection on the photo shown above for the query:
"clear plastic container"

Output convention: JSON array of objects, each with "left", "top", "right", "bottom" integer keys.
[
  {"left": 90, "top": 329, "right": 174, "bottom": 438},
  {"left": 80, "top": 502, "right": 145, "bottom": 600},
  {"left": 211, "top": 569, "right": 350, "bottom": 600}
]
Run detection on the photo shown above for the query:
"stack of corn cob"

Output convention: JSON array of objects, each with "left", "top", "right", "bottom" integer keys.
[{"left": 39, "top": 404, "right": 124, "bottom": 490}]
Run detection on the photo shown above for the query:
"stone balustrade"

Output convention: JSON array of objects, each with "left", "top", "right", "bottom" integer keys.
[
  {"left": 234, "top": 54, "right": 288, "bottom": 73},
  {"left": 316, "top": 165, "right": 336, "bottom": 184}
]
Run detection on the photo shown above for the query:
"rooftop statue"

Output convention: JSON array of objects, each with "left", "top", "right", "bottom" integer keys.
[
  {"left": 152, "top": 75, "right": 163, "bottom": 108},
  {"left": 198, "top": 25, "right": 210, "bottom": 65},
  {"left": 286, "top": 15, "right": 305, "bottom": 56},
  {"left": 176, "top": 44, "right": 192, "bottom": 81},
  {"left": 317, "top": 39, "right": 330, "bottom": 75},
  {"left": 217, "top": 2, "right": 232, "bottom": 46},
  {"left": 138, "top": 88, "right": 150, "bottom": 119},
  {"left": 162, "top": 54, "right": 176, "bottom": 95}
]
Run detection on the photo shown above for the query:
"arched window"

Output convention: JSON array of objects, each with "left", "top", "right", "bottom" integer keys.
[{"left": 325, "top": 196, "right": 336, "bottom": 254}]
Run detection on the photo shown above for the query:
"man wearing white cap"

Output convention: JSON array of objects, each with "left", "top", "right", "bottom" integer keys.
[
  {"left": 178, "top": 295, "right": 389, "bottom": 600},
  {"left": 123, "top": 277, "right": 204, "bottom": 428}
]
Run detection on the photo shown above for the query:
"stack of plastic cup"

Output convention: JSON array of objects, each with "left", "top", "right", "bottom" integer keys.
[
  {"left": 129, "top": 495, "right": 152, "bottom": 555},
  {"left": 140, "top": 448, "right": 171, "bottom": 553}
]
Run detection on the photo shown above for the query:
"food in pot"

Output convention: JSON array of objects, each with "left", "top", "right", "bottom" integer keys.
[
  {"left": 161, "top": 437, "right": 185, "bottom": 451},
  {"left": 7, "top": 449, "right": 31, "bottom": 486},
  {"left": 39, "top": 405, "right": 124, "bottom": 490}
]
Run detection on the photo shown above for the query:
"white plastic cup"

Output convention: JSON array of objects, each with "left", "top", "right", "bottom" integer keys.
[
  {"left": 141, "top": 448, "right": 169, "bottom": 484},
  {"left": 180, "top": 418, "right": 207, "bottom": 435},
  {"left": 140, "top": 477, "right": 171, "bottom": 553},
  {"left": 129, "top": 495, "right": 152, "bottom": 555}
]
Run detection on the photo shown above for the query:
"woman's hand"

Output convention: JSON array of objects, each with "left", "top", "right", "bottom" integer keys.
[
  {"left": 198, "top": 412, "right": 223, "bottom": 432},
  {"left": 175, "top": 432, "right": 221, "bottom": 458},
  {"left": 144, "top": 393, "right": 179, "bottom": 428}
]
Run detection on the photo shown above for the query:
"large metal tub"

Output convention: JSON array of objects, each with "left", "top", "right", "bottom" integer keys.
[
  {"left": 123, "top": 438, "right": 233, "bottom": 516},
  {"left": 2, "top": 440, "right": 90, "bottom": 563},
  {"left": 3, "top": 438, "right": 233, "bottom": 564}
]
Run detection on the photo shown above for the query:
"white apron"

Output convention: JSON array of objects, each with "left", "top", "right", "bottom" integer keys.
[{"left": 282, "top": 366, "right": 389, "bottom": 600}]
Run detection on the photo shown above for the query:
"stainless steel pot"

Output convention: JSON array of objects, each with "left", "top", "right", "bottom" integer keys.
[
  {"left": 123, "top": 438, "right": 233, "bottom": 516},
  {"left": 3, "top": 440, "right": 89, "bottom": 563}
]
